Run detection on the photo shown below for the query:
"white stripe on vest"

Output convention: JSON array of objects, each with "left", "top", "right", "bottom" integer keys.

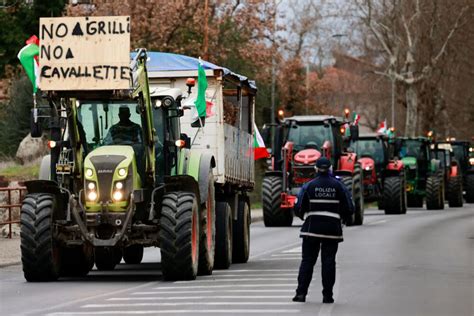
[
  {"left": 310, "top": 199, "right": 340, "bottom": 204},
  {"left": 304, "top": 211, "right": 341, "bottom": 219}
]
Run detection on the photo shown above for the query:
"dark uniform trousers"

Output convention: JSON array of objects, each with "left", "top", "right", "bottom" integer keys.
[{"left": 297, "top": 236, "right": 338, "bottom": 297}]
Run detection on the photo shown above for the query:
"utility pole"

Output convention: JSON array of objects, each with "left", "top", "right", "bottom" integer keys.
[
  {"left": 391, "top": 75, "right": 395, "bottom": 128},
  {"left": 203, "top": 0, "right": 209, "bottom": 60}
]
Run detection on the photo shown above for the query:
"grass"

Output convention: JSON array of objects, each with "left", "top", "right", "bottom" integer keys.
[{"left": 0, "top": 160, "right": 39, "bottom": 181}]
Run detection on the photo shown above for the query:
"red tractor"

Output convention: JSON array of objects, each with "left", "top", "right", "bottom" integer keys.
[
  {"left": 261, "top": 115, "right": 364, "bottom": 227},
  {"left": 351, "top": 133, "right": 407, "bottom": 214}
]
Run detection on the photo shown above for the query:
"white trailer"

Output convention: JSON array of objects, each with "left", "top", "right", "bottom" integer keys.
[{"left": 146, "top": 52, "right": 256, "bottom": 267}]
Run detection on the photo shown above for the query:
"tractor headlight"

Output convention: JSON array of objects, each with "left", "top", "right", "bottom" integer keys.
[
  {"left": 115, "top": 181, "right": 123, "bottom": 189},
  {"left": 113, "top": 191, "right": 123, "bottom": 201},
  {"left": 85, "top": 168, "right": 94, "bottom": 179},
  {"left": 87, "top": 191, "right": 98, "bottom": 201},
  {"left": 469, "top": 157, "right": 474, "bottom": 166},
  {"left": 118, "top": 168, "right": 127, "bottom": 177},
  {"left": 87, "top": 182, "right": 96, "bottom": 190},
  {"left": 365, "top": 166, "right": 372, "bottom": 171}
]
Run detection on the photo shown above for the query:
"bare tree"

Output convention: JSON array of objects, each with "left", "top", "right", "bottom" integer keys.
[{"left": 353, "top": 0, "right": 471, "bottom": 136}]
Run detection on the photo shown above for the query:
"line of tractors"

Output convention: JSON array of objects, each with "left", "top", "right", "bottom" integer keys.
[{"left": 261, "top": 114, "right": 474, "bottom": 227}]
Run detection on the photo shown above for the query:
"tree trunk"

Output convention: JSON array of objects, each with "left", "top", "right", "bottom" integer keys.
[{"left": 404, "top": 83, "right": 418, "bottom": 137}]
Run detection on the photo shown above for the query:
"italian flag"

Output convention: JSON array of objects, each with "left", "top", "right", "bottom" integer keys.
[
  {"left": 352, "top": 112, "right": 360, "bottom": 125},
  {"left": 377, "top": 119, "right": 387, "bottom": 134},
  {"left": 192, "top": 62, "right": 208, "bottom": 125},
  {"left": 254, "top": 122, "right": 270, "bottom": 160},
  {"left": 17, "top": 35, "right": 40, "bottom": 93}
]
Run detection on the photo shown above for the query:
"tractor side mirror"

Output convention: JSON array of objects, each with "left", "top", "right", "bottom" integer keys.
[
  {"left": 30, "top": 109, "right": 42, "bottom": 138},
  {"left": 350, "top": 125, "right": 359, "bottom": 140}
]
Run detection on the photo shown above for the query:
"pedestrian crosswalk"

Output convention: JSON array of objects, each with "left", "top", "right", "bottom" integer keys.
[{"left": 45, "top": 246, "right": 310, "bottom": 316}]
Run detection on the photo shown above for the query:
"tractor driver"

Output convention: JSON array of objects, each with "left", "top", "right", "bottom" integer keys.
[{"left": 104, "top": 106, "right": 142, "bottom": 145}]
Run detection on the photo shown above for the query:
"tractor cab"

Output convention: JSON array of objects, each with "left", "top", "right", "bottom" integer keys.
[{"left": 352, "top": 133, "right": 389, "bottom": 175}]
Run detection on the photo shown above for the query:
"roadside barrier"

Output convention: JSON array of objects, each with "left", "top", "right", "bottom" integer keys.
[{"left": 0, "top": 187, "right": 26, "bottom": 238}]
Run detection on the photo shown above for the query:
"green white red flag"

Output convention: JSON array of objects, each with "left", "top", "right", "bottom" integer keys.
[
  {"left": 352, "top": 112, "right": 360, "bottom": 125},
  {"left": 17, "top": 35, "right": 40, "bottom": 93},
  {"left": 253, "top": 122, "right": 270, "bottom": 160},
  {"left": 377, "top": 119, "right": 387, "bottom": 134}
]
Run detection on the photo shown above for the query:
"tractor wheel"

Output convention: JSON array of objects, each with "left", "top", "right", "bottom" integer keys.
[
  {"left": 160, "top": 192, "right": 200, "bottom": 281},
  {"left": 352, "top": 164, "right": 364, "bottom": 225},
  {"left": 20, "top": 193, "right": 61, "bottom": 282},
  {"left": 198, "top": 171, "right": 215, "bottom": 275},
  {"left": 401, "top": 176, "right": 407, "bottom": 214},
  {"left": 262, "top": 176, "right": 293, "bottom": 227},
  {"left": 383, "top": 176, "right": 403, "bottom": 214},
  {"left": 407, "top": 194, "right": 423, "bottom": 208},
  {"left": 232, "top": 195, "right": 251, "bottom": 264},
  {"left": 426, "top": 176, "right": 445, "bottom": 210},
  {"left": 340, "top": 176, "right": 354, "bottom": 225},
  {"left": 123, "top": 245, "right": 144, "bottom": 264},
  {"left": 95, "top": 247, "right": 120, "bottom": 271},
  {"left": 465, "top": 174, "right": 474, "bottom": 203},
  {"left": 214, "top": 201, "right": 233, "bottom": 269},
  {"left": 60, "top": 245, "right": 94, "bottom": 277},
  {"left": 447, "top": 176, "right": 463, "bottom": 207}
]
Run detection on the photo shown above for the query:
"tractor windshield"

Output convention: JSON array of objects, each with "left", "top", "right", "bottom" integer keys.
[
  {"left": 353, "top": 139, "right": 384, "bottom": 164},
  {"left": 77, "top": 101, "right": 143, "bottom": 151},
  {"left": 399, "top": 140, "right": 422, "bottom": 159},
  {"left": 287, "top": 123, "right": 331, "bottom": 151}
]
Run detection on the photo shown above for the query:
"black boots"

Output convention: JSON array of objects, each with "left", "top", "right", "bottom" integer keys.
[
  {"left": 323, "top": 296, "right": 334, "bottom": 304},
  {"left": 292, "top": 294, "right": 306, "bottom": 302}
]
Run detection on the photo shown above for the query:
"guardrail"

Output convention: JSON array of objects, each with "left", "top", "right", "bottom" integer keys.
[{"left": 0, "top": 187, "right": 26, "bottom": 238}]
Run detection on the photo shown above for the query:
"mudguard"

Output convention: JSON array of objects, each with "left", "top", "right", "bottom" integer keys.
[
  {"left": 197, "top": 153, "right": 216, "bottom": 204},
  {"left": 449, "top": 162, "right": 459, "bottom": 177},
  {"left": 338, "top": 152, "right": 357, "bottom": 173},
  {"left": 264, "top": 171, "right": 284, "bottom": 178},
  {"left": 164, "top": 175, "right": 201, "bottom": 204},
  {"left": 179, "top": 149, "right": 215, "bottom": 205},
  {"left": 39, "top": 155, "right": 51, "bottom": 180}
]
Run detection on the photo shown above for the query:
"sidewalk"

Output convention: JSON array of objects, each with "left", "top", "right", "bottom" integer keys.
[{"left": 0, "top": 209, "right": 264, "bottom": 268}]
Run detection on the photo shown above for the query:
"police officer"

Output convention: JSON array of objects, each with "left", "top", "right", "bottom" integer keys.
[{"left": 292, "top": 157, "right": 354, "bottom": 304}]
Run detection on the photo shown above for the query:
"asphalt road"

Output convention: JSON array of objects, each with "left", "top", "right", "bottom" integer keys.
[{"left": 1, "top": 205, "right": 473, "bottom": 316}]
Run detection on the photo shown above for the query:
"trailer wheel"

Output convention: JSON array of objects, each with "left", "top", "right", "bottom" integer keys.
[
  {"left": 214, "top": 201, "right": 232, "bottom": 269},
  {"left": 20, "top": 193, "right": 61, "bottom": 282},
  {"left": 447, "top": 176, "right": 463, "bottom": 207},
  {"left": 426, "top": 175, "right": 445, "bottom": 210},
  {"left": 198, "top": 172, "right": 215, "bottom": 275},
  {"left": 160, "top": 192, "right": 200, "bottom": 281},
  {"left": 60, "top": 245, "right": 93, "bottom": 277},
  {"left": 464, "top": 174, "right": 474, "bottom": 203},
  {"left": 383, "top": 176, "right": 403, "bottom": 214},
  {"left": 95, "top": 247, "right": 120, "bottom": 271},
  {"left": 123, "top": 245, "right": 144, "bottom": 264},
  {"left": 232, "top": 195, "right": 250, "bottom": 264},
  {"left": 262, "top": 176, "right": 293, "bottom": 227}
]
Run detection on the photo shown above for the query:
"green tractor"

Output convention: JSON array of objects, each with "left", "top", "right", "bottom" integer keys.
[
  {"left": 20, "top": 49, "right": 217, "bottom": 281},
  {"left": 430, "top": 143, "right": 463, "bottom": 207},
  {"left": 393, "top": 137, "right": 444, "bottom": 210}
]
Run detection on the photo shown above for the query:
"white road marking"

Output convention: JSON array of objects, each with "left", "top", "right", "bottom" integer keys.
[
  {"left": 82, "top": 302, "right": 295, "bottom": 308},
  {"left": 256, "top": 258, "right": 301, "bottom": 261},
  {"left": 271, "top": 253, "right": 301, "bottom": 257},
  {"left": 197, "top": 273, "right": 298, "bottom": 277},
  {"left": 152, "top": 284, "right": 296, "bottom": 290},
  {"left": 282, "top": 246, "right": 302, "bottom": 253},
  {"left": 249, "top": 241, "right": 301, "bottom": 259},
  {"left": 174, "top": 277, "right": 295, "bottom": 283},
  {"left": 367, "top": 219, "right": 387, "bottom": 225},
  {"left": 133, "top": 289, "right": 294, "bottom": 295},
  {"left": 213, "top": 269, "right": 298, "bottom": 273},
  {"left": 47, "top": 309, "right": 300, "bottom": 315},
  {"left": 107, "top": 295, "right": 291, "bottom": 301}
]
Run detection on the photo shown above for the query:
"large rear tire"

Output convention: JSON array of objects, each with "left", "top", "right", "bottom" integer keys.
[
  {"left": 160, "top": 192, "right": 200, "bottom": 281},
  {"left": 20, "top": 193, "right": 61, "bottom": 282},
  {"left": 214, "top": 201, "right": 232, "bottom": 269},
  {"left": 262, "top": 176, "right": 293, "bottom": 227},
  {"left": 123, "top": 245, "right": 144, "bottom": 264},
  {"left": 464, "top": 174, "right": 474, "bottom": 203},
  {"left": 383, "top": 176, "right": 404, "bottom": 214},
  {"left": 60, "top": 245, "right": 93, "bottom": 277},
  {"left": 426, "top": 176, "right": 445, "bottom": 210},
  {"left": 352, "top": 164, "right": 364, "bottom": 225},
  {"left": 198, "top": 171, "right": 215, "bottom": 275},
  {"left": 232, "top": 195, "right": 250, "bottom": 264},
  {"left": 447, "top": 176, "right": 463, "bottom": 207},
  {"left": 95, "top": 247, "right": 120, "bottom": 271}
]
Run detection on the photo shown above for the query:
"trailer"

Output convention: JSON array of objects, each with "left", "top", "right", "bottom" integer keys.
[{"left": 146, "top": 52, "right": 256, "bottom": 267}]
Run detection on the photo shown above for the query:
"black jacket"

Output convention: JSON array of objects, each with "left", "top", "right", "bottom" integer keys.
[{"left": 293, "top": 172, "right": 354, "bottom": 241}]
